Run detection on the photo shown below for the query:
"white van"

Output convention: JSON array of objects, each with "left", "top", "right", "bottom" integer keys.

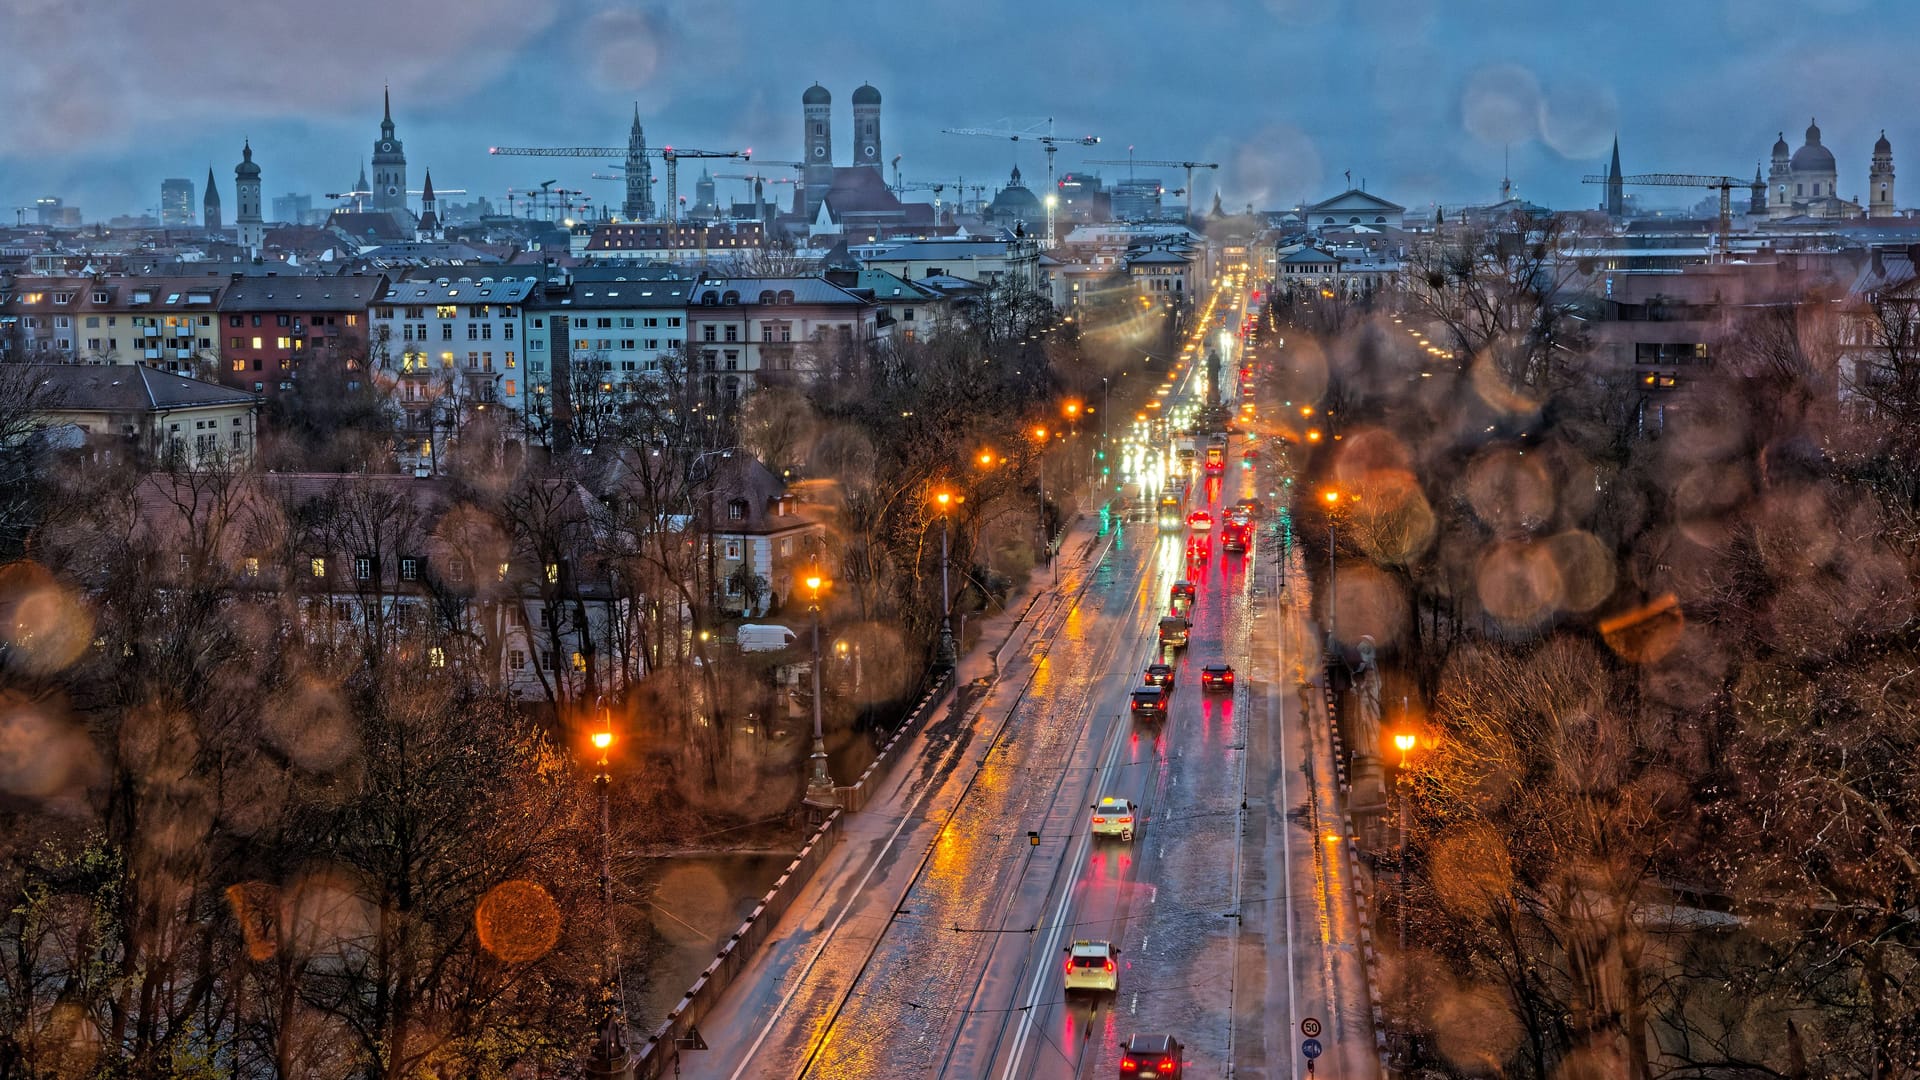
[{"left": 736, "top": 624, "right": 797, "bottom": 652}]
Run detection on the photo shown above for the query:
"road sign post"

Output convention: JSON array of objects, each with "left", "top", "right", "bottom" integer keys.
[
  {"left": 1302, "top": 1036, "right": 1323, "bottom": 1060},
  {"left": 1301, "top": 1017, "right": 1321, "bottom": 1038}
]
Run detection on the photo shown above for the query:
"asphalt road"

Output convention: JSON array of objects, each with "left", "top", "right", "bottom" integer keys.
[{"left": 674, "top": 284, "right": 1376, "bottom": 1080}]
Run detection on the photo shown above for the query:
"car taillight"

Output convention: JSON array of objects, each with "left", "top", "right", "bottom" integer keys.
[
  {"left": 1104, "top": 960, "right": 1115, "bottom": 972},
  {"left": 1119, "top": 816, "right": 1132, "bottom": 823},
  {"left": 1159, "top": 1058, "right": 1176, "bottom": 1071},
  {"left": 1092, "top": 816, "right": 1106, "bottom": 824},
  {"left": 1121, "top": 1057, "right": 1139, "bottom": 1071},
  {"left": 1064, "top": 959, "right": 1074, "bottom": 974}
]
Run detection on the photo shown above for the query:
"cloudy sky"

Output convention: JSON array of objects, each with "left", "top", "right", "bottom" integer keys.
[{"left": 1, "top": 0, "right": 1912, "bottom": 221}]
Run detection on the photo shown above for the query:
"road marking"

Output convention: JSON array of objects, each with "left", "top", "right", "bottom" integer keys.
[
  {"left": 727, "top": 714, "right": 972, "bottom": 1080},
  {"left": 1000, "top": 654, "right": 1137, "bottom": 1080}
]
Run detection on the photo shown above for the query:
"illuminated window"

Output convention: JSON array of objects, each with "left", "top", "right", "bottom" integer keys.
[
  {"left": 251, "top": 336, "right": 263, "bottom": 349},
  {"left": 310, "top": 557, "right": 326, "bottom": 578},
  {"left": 245, "top": 557, "right": 259, "bottom": 578},
  {"left": 545, "top": 562, "right": 560, "bottom": 583},
  {"left": 571, "top": 651, "right": 586, "bottom": 671},
  {"left": 428, "top": 647, "right": 446, "bottom": 668},
  {"left": 440, "top": 352, "right": 454, "bottom": 369},
  {"left": 498, "top": 562, "right": 510, "bottom": 581},
  {"left": 276, "top": 337, "right": 290, "bottom": 349}
]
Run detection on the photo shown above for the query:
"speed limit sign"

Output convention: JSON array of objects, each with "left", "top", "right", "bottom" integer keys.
[{"left": 1301, "top": 1017, "right": 1322, "bottom": 1038}]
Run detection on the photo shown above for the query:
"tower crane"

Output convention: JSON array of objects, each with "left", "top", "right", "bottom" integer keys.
[
  {"left": 1581, "top": 171, "right": 1743, "bottom": 257},
  {"left": 942, "top": 119, "right": 1100, "bottom": 246},
  {"left": 1083, "top": 154, "right": 1219, "bottom": 226},
  {"left": 896, "top": 181, "right": 947, "bottom": 225},
  {"left": 489, "top": 144, "right": 747, "bottom": 221}
]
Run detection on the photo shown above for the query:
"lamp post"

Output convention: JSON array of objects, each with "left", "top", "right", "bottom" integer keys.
[
  {"left": 934, "top": 491, "right": 957, "bottom": 668},
  {"left": 1032, "top": 426, "right": 1055, "bottom": 582},
  {"left": 804, "top": 571, "right": 836, "bottom": 803},
  {"left": 587, "top": 707, "right": 631, "bottom": 1079},
  {"left": 1394, "top": 730, "right": 1418, "bottom": 1034}
]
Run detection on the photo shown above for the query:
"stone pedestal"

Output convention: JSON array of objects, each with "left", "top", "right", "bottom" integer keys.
[{"left": 1350, "top": 754, "right": 1391, "bottom": 850}]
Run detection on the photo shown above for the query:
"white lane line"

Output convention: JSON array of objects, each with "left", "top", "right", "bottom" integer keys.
[
  {"left": 727, "top": 726, "right": 970, "bottom": 1080},
  {"left": 1278, "top": 629, "right": 1300, "bottom": 1080},
  {"left": 1001, "top": 701, "right": 1134, "bottom": 1080}
]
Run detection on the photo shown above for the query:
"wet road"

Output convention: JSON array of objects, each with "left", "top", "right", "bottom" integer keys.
[{"left": 675, "top": 284, "right": 1376, "bottom": 1080}]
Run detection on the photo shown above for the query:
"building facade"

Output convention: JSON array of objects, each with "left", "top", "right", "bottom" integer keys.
[
  {"left": 161, "top": 179, "right": 195, "bottom": 227},
  {"left": 217, "top": 274, "right": 385, "bottom": 397},
  {"left": 686, "top": 276, "right": 878, "bottom": 401},
  {"left": 27, "top": 363, "right": 260, "bottom": 468},
  {"left": 371, "top": 275, "right": 537, "bottom": 469}
]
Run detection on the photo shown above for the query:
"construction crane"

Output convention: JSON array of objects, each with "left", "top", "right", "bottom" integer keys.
[
  {"left": 1084, "top": 154, "right": 1219, "bottom": 226},
  {"left": 896, "top": 181, "right": 947, "bottom": 225},
  {"left": 489, "top": 144, "right": 747, "bottom": 221},
  {"left": 1581, "top": 172, "right": 1743, "bottom": 256},
  {"left": 942, "top": 119, "right": 1100, "bottom": 246}
]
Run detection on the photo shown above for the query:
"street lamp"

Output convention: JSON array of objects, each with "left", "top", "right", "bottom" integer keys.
[
  {"left": 933, "top": 490, "right": 958, "bottom": 668},
  {"left": 1031, "top": 427, "right": 1054, "bottom": 580},
  {"left": 1393, "top": 730, "right": 1421, "bottom": 1036},
  {"left": 587, "top": 706, "right": 631, "bottom": 1079},
  {"left": 804, "top": 571, "right": 836, "bottom": 803}
]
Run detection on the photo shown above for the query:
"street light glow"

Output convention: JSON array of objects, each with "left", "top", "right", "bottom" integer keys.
[
  {"left": 592, "top": 730, "right": 613, "bottom": 750},
  {"left": 806, "top": 574, "right": 823, "bottom": 592},
  {"left": 1394, "top": 733, "right": 1417, "bottom": 753}
]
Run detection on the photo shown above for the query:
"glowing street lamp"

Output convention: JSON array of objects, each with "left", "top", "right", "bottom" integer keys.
[
  {"left": 933, "top": 490, "right": 958, "bottom": 667},
  {"left": 805, "top": 570, "right": 836, "bottom": 803},
  {"left": 587, "top": 702, "right": 629, "bottom": 1076}
]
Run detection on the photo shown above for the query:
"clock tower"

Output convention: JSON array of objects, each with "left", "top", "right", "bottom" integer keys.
[{"left": 371, "top": 86, "right": 407, "bottom": 215}]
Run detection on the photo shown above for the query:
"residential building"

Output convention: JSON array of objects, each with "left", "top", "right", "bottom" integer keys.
[
  {"left": 685, "top": 275, "right": 879, "bottom": 400},
  {"left": 119, "top": 471, "right": 631, "bottom": 702},
  {"left": 582, "top": 220, "right": 765, "bottom": 262},
  {"left": 25, "top": 362, "right": 260, "bottom": 467},
  {"left": 0, "top": 275, "right": 226, "bottom": 373},
  {"left": 216, "top": 273, "right": 386, "bottom": 397},
  {"left": 855, "top": 236, "right": 1041, "bottom": 293},
  {"left": 852, "top": 268, "right": 944, "bottom": 343},
  {"left": 370, "top": 274, "right": 537, "bottom": 469},
  {"left": 696, "top": 457, "right": 827, "bottom": 617}
]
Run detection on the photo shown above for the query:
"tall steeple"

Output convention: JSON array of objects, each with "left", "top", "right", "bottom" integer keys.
[
  {"left": 623, "top": 102, "right": 655, "bottom": 220},
  {"left": 371, "top": 85, "right": 408, "bottom": 215},
  {"left": 203, "top": 165, "right": 222, "bottom": 232},
  {"left": 1605, "top": 135, "right": 1624, "bottom": 216},
  {"left": 417, "top": 167, "right": 440, "bottom": 239},
  {"left": 1750, "top": 163, "right": 1766, "bottom": 216}
]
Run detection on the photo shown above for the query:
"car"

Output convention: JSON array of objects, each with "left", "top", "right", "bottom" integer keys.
[
  {"left": 1171, "top": 579, "right": 1196, "bottom": 603},
  {"left": 1200, "top": 663, "right": 1235, "bottom": 692},
  {"left": 1186, "top": 510, "right": 1212, "bottom": 532},
  {"left": 1157, "top": 616, "right": 1191, "bottom": 648},
  {"left": 1131, "top": 685, "right": 1168, "bottom": 719},
  {"left": 1090, "top": 797, "right": 1136, "bottom": 841},
  {"left": 1145, "top": 662, "right": 1175, "bottom": 688},
  {"left": 1119, "top": 1034, "right": 1186, "bottom": 1078},
  {"left": 1063, "top": 940, "right": 1120, "bottom": 993}
]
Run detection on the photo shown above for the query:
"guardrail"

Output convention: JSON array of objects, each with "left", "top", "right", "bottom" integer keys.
[{"left": 629, "top": 669, "right": 953, "bottom": 1077}]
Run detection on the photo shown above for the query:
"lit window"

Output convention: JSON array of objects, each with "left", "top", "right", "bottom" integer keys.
[
  {"left": 498, "top": 562, "right": 510, "bottom": 580},
  {"left": 571, "top": 651, "right": 587, "bottom": 671},
  {"left": 245, "top": 557, "right": 260, "bottom": 578},
  {"left": 310, "top": 557, "right": 326, "bottom": 578},
  {"left": 428, "top": 647, "right": 446, "bottom": 668},
  {"left": 545, "top": 563, "right": 560, "bottom": 584},
  {"left": 251, "top": 336, "right": 263, "bottom": 349}
]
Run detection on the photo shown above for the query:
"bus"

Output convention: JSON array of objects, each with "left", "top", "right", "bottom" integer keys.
[{"left": 1156, "top": 493, "right": 1184, "bottom": 532}]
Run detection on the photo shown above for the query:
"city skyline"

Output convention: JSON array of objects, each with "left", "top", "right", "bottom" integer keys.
[{"left": 4, "top": 0, "right": 1918, "bottom": 221}]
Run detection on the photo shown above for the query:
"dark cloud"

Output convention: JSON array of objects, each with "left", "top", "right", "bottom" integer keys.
[{"left": 3, "top": 0, "right": 1919, "bottom": 217}]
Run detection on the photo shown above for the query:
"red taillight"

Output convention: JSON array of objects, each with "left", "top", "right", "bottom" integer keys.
[
  {"left": 1121, "top": 1057, "right": 1140, "bottom": 1071},
  {"left": 1064, "top": 959, "right": 1074, "bottom": 974},
  {"left": 1119, "top": 816, "right": 1132, "bottom": 823},
  {"left": 1104, "top": 960, "right": 1115, "bottom": 972},
  {"left": 1092, "top": 816, "right": 1106, "bottom": 824},
  {"left": 1159, "top": 1058, "right": 1176, "bottom": 1071}
]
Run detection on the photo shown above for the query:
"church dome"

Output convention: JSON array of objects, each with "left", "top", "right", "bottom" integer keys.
[
  {"left": 235, "top": 140, "right": 261, "bottom": 179},
  {"left": 1772, "top": 131, "right": 1790, "bottom": 158},
  {"left": 1791, "top": 118, "right": 1836, "bottom": 173},
  {"left": 852, "top": 83, "right": 881, "bottom": 105},
  {"left": 989, "top": 166, "right": 1040, "bottom": 221},
  {"left": 803, "top": 83, "right": 831, "bottom": 105},
  {"left": 1876, "top": 129, "right": 1892, "bottom": 154}
]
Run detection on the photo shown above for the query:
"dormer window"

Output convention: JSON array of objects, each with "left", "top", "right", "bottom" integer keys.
[
  {"left": 53, "top": 292, "right": 73, "bottom": 304},
  {"left": 91, "top": 291, "right": 109, "bottom": 304},
  {"left": 727, "top": 499, "right": 748, "bottom": 521}
]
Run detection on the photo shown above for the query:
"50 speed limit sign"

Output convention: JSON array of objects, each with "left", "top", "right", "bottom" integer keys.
[{"left": 1301, "top": 1017, "right": 1322, "bottom": 1038}]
